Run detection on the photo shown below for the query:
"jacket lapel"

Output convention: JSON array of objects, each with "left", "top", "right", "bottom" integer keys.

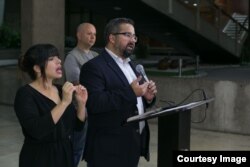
[
  {"left": 129, "top": 61, "right": 139, "bottom": 76},
  {"left": 102, "top": 50, "right": 130, "bottom": 86}
]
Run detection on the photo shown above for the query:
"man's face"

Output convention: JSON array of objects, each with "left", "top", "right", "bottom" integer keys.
[
  {"left": 113, "top": 23, "right": 137, "bottom": 58},
  {"left": 78, "top": 24, "right": 96, "bottom": 48}
]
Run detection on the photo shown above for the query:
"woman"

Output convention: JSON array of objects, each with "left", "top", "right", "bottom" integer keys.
[{"left": 14, "top": 44, "right": 87, "bottom": 167}]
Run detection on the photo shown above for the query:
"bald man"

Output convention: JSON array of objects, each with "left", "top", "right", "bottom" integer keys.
[
  {"left": 64, "top": 23, "right": 98, "bottom": 167},
  {"left": 64, "top": 23, "right": 98, "bottom": 85}
]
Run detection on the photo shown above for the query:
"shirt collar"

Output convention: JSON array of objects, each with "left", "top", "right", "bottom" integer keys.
[
  {"left": 105, "top": 47, "right": 131, "bottom": 64},
  {"left": 76, "top": 47, "right": 90, "bottom": 54}
]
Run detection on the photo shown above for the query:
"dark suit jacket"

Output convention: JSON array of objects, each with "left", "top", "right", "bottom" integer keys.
[{"left": 80, "top": 49, "right": 152, "bottom": 167}]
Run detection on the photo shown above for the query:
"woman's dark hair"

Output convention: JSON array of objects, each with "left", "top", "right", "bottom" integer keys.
[
  {"left": 18, "top": 44, "right": 59, "bottom": 80},
  {"left": 104, "top": 17, "right": 134, "bottom": 45}
]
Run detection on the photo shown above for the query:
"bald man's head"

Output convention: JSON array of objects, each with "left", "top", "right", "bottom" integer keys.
[{"left": 76, "top": 23, "right": 96, "bottom": 50}]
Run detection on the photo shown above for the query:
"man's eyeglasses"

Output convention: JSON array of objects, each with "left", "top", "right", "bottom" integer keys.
[{"left": 112, "top": 32, "right": 138, "bottom": 42}]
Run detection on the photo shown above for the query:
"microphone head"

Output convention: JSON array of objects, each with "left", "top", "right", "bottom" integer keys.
[
  {"left": 136, "top": 64, "right": 149, "bottom": 82},
  {"left": 136, "top": 64, "right": 146, "bottom": 75}
]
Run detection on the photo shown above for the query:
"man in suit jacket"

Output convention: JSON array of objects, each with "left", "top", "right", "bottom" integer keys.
[{"left": 80, "top": 18, "right": 157, "bottom": 167}]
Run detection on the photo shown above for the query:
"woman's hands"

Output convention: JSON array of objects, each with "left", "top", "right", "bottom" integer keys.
[
  {"left": 74, "top": 84, "right": 88, "bottom": 122},
  {"left": 74, "top": 85, "right": 88, "bottom": 107},
  {"left": 61, "top": 82, "right": 88, "bottom": 106},
  {"left": 52, "top": 82, "right": 88, "bottom": 124},
  {"left": 61, "top": 82, "right": 76, "bottom": 106}
]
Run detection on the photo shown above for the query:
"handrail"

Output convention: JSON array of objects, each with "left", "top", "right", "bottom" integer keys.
[
  {"left": 0, "top": 59, "right": 17, "bottom": 68},
  {"left": 176, "top": 0, "right": 248, "bottom": 57},
  {"left": 177, "top": 0, "right": 248, "bottom": 32},
  {"left": 239, "top": 17, "right": 249, "bottom": 34},
  {"left": 206, "top": 0, "right": 248, "bottom": 32}
]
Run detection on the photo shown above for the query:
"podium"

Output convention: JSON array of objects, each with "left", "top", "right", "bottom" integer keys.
[
  {"left": 127, "top": 98, "right": 214, "bottom": 167},
  {"left": 158, "top": 108, "right": 191, "bottom": 167}
]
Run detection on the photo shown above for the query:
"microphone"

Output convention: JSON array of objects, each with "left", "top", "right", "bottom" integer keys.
[{"left": 136, "top": 64, "right": 149, "bottom": 82}]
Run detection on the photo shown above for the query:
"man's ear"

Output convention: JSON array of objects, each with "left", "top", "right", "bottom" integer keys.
[
  {"left": 109, "top": 34, "right": 115, "bottom": 44},
  {"left": 76, "top": 31, "right": 81, "bottom": 41}
]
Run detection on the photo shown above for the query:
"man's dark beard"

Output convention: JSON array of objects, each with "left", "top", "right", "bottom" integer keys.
[{"left": 123, "top": 46, "right": 134, "bottom": 58}]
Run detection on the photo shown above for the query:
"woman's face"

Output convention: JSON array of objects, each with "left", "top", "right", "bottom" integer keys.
[{"left": 45, "top": 56, "right": 62, "bottom": 79}]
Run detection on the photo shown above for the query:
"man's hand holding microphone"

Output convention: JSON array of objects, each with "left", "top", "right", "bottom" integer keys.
[{"left": 131, "top": 64, "right": 157, "bottom": 101}]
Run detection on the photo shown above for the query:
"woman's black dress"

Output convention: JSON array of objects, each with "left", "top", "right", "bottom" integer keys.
[{"left": 14, "top": 84, "right": 84, "bottom": 167}]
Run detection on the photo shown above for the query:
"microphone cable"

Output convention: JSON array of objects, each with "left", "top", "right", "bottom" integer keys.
[{"left": 157, "top": 89, "right": 208, "bottom": 123}]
